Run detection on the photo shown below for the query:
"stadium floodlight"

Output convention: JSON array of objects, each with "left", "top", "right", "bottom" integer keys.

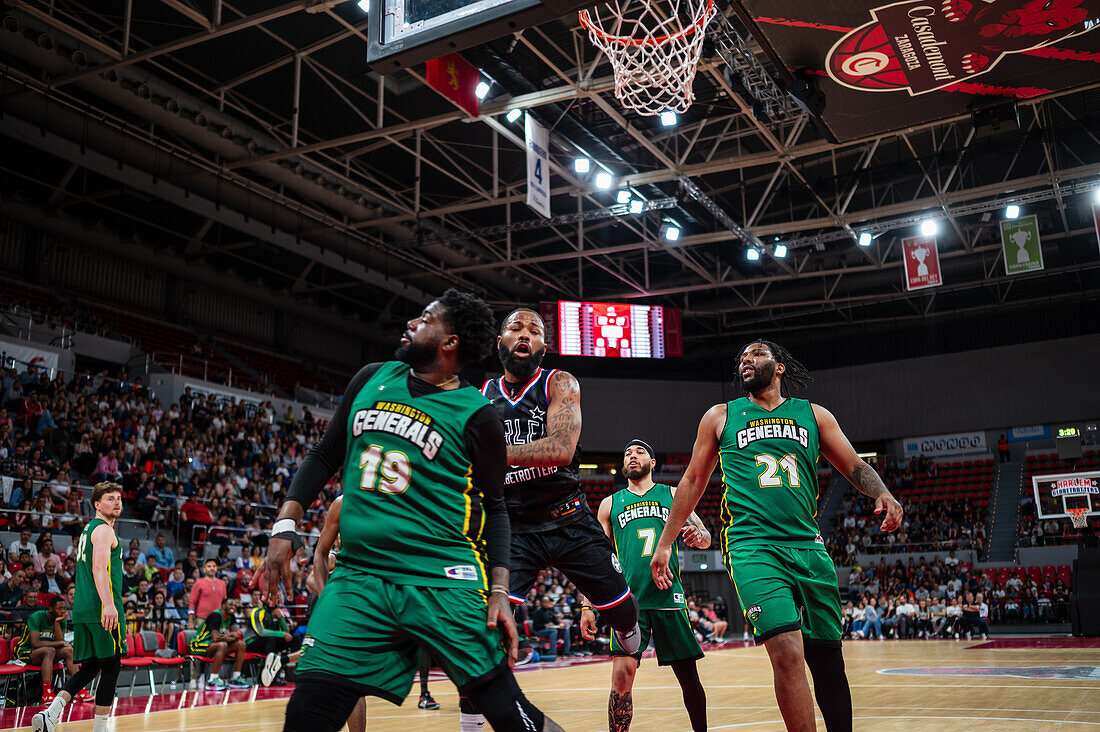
[
  {"left": 628, "top": 199, "right": 644, "bottom": 214},
  {"left": 616, "top": 190, "right": 631, "bottom": 204},
  {"left": 774, "top": 243, "right": 788, "bottom": 258},
  {"left": 1005, "top": 204, "right": 1020, "bottom": 219},
  {"left": 357, "top": 0, "right": 369, "bottom": 11},
  {"left": 662, "top": 223, "right": 681, "bottom": 242},
  {"left": 594, "top": 171, "right": 613, "bottom": 190},
  {"left": 660, "top": 110, "right": 676, "bottom": 127},
  {"left": 858, "top": 232, "right": 872, "bottom": 247},
  {"left": 746, "top": 248, "right": 760, "bottom": 261},
  {"left": 474, "top": 81, "right": 491, "bottom": 100},
  {"left": 1094, "top": 188, "right": 1100, "bottom": 203},
  {"left": 920, "top": 219, "right": 938, "bottom": 237},
  {"left": 574, "top": 157, "right": 591, "bottom": 174},
  {"left": 505, "top": 108, "right": 522, "bottom": 123}
]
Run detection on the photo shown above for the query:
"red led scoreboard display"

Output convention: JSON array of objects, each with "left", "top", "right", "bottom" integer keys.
[{"left": 539, "top": 301, "right": 682, "bottom": 358}]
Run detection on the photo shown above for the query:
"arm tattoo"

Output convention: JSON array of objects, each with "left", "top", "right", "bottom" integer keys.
[
  {"left": 608, "top": 690, "right": 633, "bottom": 732},
  {"left": 850, "top": 461, "right": 887, "bottom": 500},
  {"left": 505, "top": 372, "right": 581, "bottom": 467},
  {"left": 686, "top": 512, "right": 708, "bottom": 532}
]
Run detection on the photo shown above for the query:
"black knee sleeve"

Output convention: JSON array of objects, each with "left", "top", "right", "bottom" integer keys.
[
  {"left": 460, "top": 663, "right": 544, "bottom": 732},
  {"left": 599, "top": 593, "right": 639, "bottom": 634},
  {"left": 285, "top": 676, "right": 364, "bottom": 732},
  {"left": 62, "top": 657, "right": 102, "bottom": 698},
  {"left": 95, "top": 657, "right": 122, "bottom": 706},
  {"left": 459, "top": 695, "right": 480, "bottom": 714},
  {"left": 803, "top": 642, "right": 852, "bottom": 732}
]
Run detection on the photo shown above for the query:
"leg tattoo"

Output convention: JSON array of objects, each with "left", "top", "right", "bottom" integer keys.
[{"left": 608, "top": 690, "right": 633, "bottom": 732}]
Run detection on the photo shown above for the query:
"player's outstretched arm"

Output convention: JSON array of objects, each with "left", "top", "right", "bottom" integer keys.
[
  {"left": 652, "top": 404, "right": 723, "bottom": 589},
  {"left": 504, "top": 370, "right": 581, "bottom": 467},
  {"left": 813, "top": 403, "right": 903, "bottom": 533}
]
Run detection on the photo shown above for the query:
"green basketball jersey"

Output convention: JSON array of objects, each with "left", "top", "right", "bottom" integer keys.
[
  {"left": 14, "top": 609, "right": 54, "bottom": 659},
  {"left": 340, "top": 361, "right": 496, "bottom": 589},
  {"left": 718, "top": 397, "right": 822, "bottom": 551},
  {"left": 72, "top": 517, "right": 124, "bottom": 624},
  {"left": 610, "top": 483, "right": 686, "bottom": 610}
]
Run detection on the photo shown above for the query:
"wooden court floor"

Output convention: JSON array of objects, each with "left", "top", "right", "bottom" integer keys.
[{"left": 4, "top": 638, "right": 1099, "bottom": 731}]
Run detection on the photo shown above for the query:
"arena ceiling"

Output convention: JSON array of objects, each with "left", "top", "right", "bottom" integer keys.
[{"left": 1, "top": 0, "right": 1098, "bottom": 376}]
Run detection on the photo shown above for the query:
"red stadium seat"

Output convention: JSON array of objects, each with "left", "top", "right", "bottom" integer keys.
[{"left": 121, "top": 632, "right": 157, "bottom": 696}]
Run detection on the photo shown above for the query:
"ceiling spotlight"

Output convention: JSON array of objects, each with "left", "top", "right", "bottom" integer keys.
[
  {"left": 474, "top": 81, "right": 491, "bottom": 100},
  {"left": 774, "top": 243, "right": 788, "bottom": 258},
  {"left": 746, "top": 248, "right": 760, "bottom": 261},
  {"left": 357, "top": 0, "right": 369, "bottom": 11},
  {"left": 920, "top": 219, "right": 938, "bottom": 237},
  {"left": 660, "top": 110, "right": 676, "bottom": 127},
  {"left": 574, "top": 157, "right": 591, "bottom": 174},
  {"left": 629, "top": 199, "right": 644, "bottom": 214},
  {"left": 858, "top": 232, "right": 872, "bottom": 247},
  {"left": 616, "top": 190, "right": 631, "bottom": 204},
  {"left": 595, "top": 171, "right": 612, "bottom": 190},
  {"left": 505, "top": 108, "right": 521, "bottom": 123},
  {"left": 1094, "top": 187, "right": 1100, "bottom": 203},
  {"left": 663, "top": 224, "right": 681, "bottom": 242},
  {"left": 1005, "top": 204, "right": 1020, "bottom": 219}
]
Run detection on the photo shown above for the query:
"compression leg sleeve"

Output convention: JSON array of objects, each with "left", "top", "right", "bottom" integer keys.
[
  {"left": 61, "top": 656, "right": 102, "bottom": 698},
  {"left": 670, "top": 658, "right": 707, "bottom": 732},
  {"left": 600, "top": 593, "right": 639, "bottom": 634},
  {"left": 419, "top": 649, "right": 431, "bottom": 695},
  {"left": 93, "top": 657, "right": 122, "bottom": 707},
  {"left": 284, "top": 676, "right": 363, "bottom": 732},
  {"left": 803, "top": 642, "right": 852, "bottom": 732},
  {"left": 460, "top": 663, "right": 544, "bottom": 732}
]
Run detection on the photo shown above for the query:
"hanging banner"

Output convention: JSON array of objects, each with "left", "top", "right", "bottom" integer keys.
[
  {"left": 902, "top": 235, "right": 941, "bottom": 291},
  {"left": 0, "top": 339, "right": 60, "bottom": 376},
  {"left": 903, "top": 431, "right": 986, "bottom": 458},
  {"left": 1000, "top": 214, "right": 1043, "bottom": 275},
  {"left": 425, "top": 54, "right": 479, "bottom": 117},
  {"left": 525, "top": 113, "right": 551, "bottom": 218}
]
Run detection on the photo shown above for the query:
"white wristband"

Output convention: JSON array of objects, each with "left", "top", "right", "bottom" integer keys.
[{"left": 271, "top": 519, "right": 298, "bottom": 536}]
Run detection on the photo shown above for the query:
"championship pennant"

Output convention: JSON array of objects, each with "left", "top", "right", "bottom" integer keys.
[
  {"left": 425, "top": 54, "right": 480, "bottom": 117},
  {"left": 901, "top": 235, "right": 941, "bottom": 291},
  {"left": 1000, "top": 214, "right": 1043, "bottom": 275}
]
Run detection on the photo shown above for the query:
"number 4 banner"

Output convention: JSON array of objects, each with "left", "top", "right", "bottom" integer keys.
[
  {"left": 525, "top": 113, "right": 551, "bottom": 218},
  {"left": 1000, "top": 214, "right": 1043, "bottom": 275}
]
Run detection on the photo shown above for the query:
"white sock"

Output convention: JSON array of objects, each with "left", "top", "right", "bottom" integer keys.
[
  {"left": 92, "top": 713, "right": 109, "bottom": 732},
  {"left": 47, "top": 696, "right": 66, "bottom": 721},
  {"left": 460, "top": 712, "right": 486, "bottom": 730},
  {"left": 231, "top": 671, "right": 241, "bottom": 679}
]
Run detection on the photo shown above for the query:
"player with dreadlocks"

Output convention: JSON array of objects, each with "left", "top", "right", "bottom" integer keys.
[{"left": 650, "top": 340, "right": 903, "bottom": 732}]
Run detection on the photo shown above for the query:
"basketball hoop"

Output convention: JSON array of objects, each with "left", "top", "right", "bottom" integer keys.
[
  {"left": 1068, "top": 507, "right": 1091, "bottom": 529},
  {"left": 579, "top": 0, "right": 716, "bottom": 116}
]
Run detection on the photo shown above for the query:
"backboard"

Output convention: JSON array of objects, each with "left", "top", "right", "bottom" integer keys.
[
  {"left": 367, "top": 0, "right": 592, "bottom": 72},
  {"left": 1033, "top": 471, "right": 1100, "bottom": 520}
]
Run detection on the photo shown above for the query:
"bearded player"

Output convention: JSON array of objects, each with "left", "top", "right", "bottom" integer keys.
[
  {"left": 651, "top": 340, "right": 903, "bottom": 732},
  {"left": 481, "top": 309, "right": 640, "bottom": 648},
  {"left": 32, "top": 482, "right": 127, "bottom": 732},
  {"left": 589, "top": 439, "right": 709, "bottom": 732},
  {"left": 258, "top": 290, "right": 562, "bottom": 732}
]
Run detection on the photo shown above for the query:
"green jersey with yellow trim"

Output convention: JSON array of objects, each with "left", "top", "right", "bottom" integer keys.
[
  {"left": 72, "top": 517, "right": 124, "bottom": 624},
  {"left": 718, "top": 397, "right": 821, "bottom": 551},
  {"left": 610, "top": 483, "right": 686, "bottom": 610},
  {"left": 339, "top": 361, "right": 495, "bottom": 589}
]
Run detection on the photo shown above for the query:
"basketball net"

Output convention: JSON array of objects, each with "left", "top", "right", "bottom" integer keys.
[
  {"left": 579, "top": 0, "right": 716, "bottom": 115},
  {"left": 1067, "top": 507, "right": 1090, "bottom": 529}
]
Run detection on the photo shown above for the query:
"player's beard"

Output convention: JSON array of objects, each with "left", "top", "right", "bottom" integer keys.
[
  {"left": 623, "top": 462, "right": 651, "bottom": 481},
  {"left": 395, "top": 337, "right": 439, "bottom": 370},
  {"left": 739, "top": 361, "right": 777, "bottom": 394},
  {"left": 498, "top": 342, "right": 545, "bottom": 380}
]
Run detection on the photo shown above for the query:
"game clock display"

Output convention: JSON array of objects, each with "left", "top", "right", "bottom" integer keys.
[{"left": 547, "top": 300, "right": 682, "bottom": 359}]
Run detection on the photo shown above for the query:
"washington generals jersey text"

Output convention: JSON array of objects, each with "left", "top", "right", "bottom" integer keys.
[{"left": 481, "top": 368, "right": 586, "bottom": 532}]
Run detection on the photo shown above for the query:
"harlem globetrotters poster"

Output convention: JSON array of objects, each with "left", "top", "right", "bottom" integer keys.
[{"left": 734, "top": 0, "right": 1100, "bottom": 140}]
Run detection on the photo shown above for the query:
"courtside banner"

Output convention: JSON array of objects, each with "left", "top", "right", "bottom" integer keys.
[
  {"left": 525, "top": 113, "right": 551, "bottom": 218},
  {"left": 1000, "top": 214, "right": 1043, "bottom": 275},
  {"left": 903, "top": 431, "right": 986, "bottom": 457},
  {"left": 734, "top": 0, "right": 1100, "bottom": 141},
  {"left": 902, "top": 235, "right": 941, "bottom": 291}
]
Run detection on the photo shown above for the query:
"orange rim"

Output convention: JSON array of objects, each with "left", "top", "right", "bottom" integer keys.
[{"left": 579, "top": 0, "right": 714, "bottom": 48}]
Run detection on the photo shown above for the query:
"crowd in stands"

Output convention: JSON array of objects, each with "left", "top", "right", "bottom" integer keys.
[
  {"left": 825, "top": 456, "right": 989, "bottom": 564},
  {"left": 512, "top": 569, "right": 729, "bottom": 661},
  {"left": 843, "top": 552, "right": 1072, "bottom": 637}
]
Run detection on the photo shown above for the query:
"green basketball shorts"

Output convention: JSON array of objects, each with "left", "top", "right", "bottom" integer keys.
[
  {"left": 298, "top": 565, "right": 505, "bottom": 703},
  {"left": 726, "top": 542, "right": 842, "bottom": 644},
  {"left": 73, "top": 621, "right": 126, "bottom": 662},
  {"left": 610, "top": 608, "right": 703, "bottom": 666}
]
